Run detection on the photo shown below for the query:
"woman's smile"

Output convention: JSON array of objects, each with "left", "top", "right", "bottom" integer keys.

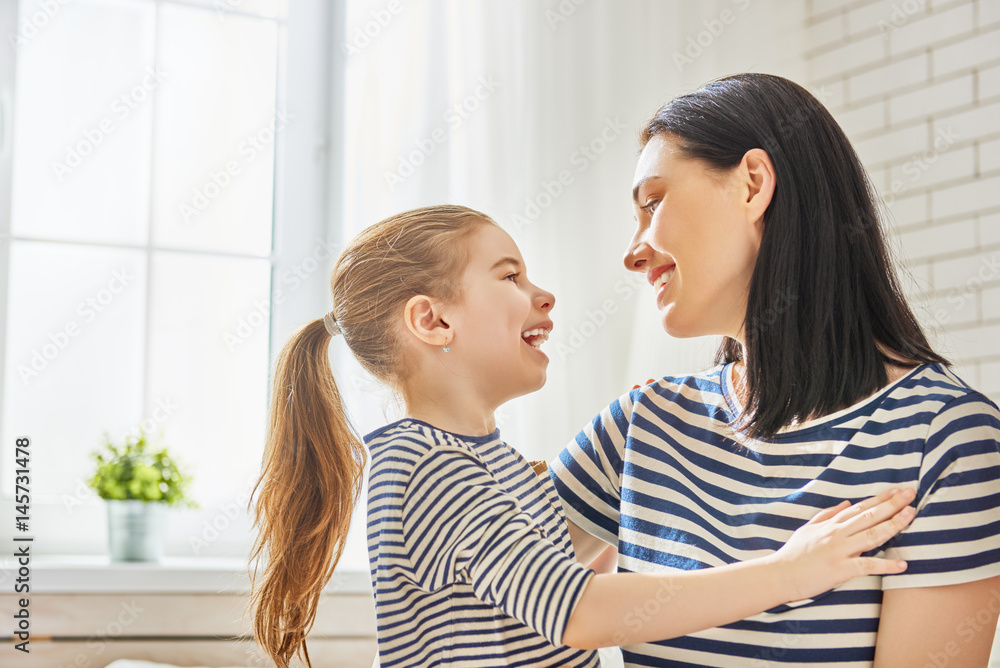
[{"left": 648, "top": 264, "right": 676, "bottom": 303}]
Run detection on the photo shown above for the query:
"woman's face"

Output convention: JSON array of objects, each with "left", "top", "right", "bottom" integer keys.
[{"left": 624, "top": 133, "right": 768, "bottom": 341}]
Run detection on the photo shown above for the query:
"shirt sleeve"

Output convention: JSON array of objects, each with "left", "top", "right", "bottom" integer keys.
[
  {"left": 882, "top": 391, "right": 1000, "bottom": 589},
  {"left": 548, "top": 390, "right": 637, "bottom": 547},
  {"left": 401, "top": 445, "right": 595, "bottom": 646}
]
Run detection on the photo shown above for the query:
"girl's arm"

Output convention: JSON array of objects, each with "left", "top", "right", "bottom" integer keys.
[
  {"left": 872, "top": 576, "right": 1000, "bottom": 667},
  {"left": 562, "top": 486, "right": 916, "bottom": 649}
]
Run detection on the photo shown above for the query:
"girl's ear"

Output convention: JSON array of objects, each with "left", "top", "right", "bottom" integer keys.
[{"left": 403, "top": 295, "right": 452, "bottom": 347}]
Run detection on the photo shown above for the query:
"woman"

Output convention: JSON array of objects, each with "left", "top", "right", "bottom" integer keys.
[{"left": 550, "top": 73, "right": 1000, "bottom": 666}]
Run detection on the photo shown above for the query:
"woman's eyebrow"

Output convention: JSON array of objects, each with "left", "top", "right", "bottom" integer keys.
[{"left": 632, "top": 175, "right": 663, "bottom": 203}]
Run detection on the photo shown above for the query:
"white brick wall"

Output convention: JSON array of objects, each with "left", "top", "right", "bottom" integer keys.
[{"left": 806, "top": 0, "right": 1000, "bottom": 410}]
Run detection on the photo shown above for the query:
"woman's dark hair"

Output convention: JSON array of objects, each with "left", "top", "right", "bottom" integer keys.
[{"left": 639, "top": 73, "right": 947, "bottom": 440}]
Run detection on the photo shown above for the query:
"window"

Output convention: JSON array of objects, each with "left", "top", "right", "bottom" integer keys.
[{"left": 0, "top": 0, "right": 315, "bottom": 558}]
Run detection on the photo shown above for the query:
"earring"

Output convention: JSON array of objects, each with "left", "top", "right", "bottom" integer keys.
[{"left": 442, "top": 346, "right": 450, "bottom": 352}]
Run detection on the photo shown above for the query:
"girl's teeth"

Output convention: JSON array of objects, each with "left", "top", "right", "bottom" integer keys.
[{"left": 521, "top": 329, "right": 550, "bottom": 348}]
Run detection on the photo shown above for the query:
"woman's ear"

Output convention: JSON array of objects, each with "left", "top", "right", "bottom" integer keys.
[
  {"left": 403, "top": 295, "right": 452, "bottom": 347},
  {"left": 740, "top": 147, "right": 776, "bottom": 239}
]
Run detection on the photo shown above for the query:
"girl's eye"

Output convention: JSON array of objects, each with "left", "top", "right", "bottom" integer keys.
[
  {"left": 641, "top": 199, "right": 660, "bottom": 215},
  {"left": 504, "top": 273, "right": 520, "bottom": 283}
]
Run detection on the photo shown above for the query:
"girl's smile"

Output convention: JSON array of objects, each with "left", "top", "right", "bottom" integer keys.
[
  {"left": 521, "top": 322, "right": 553, "bottom": 353},
  {"left": 443, "top": 223, "right": 556, "bottom": 406}
]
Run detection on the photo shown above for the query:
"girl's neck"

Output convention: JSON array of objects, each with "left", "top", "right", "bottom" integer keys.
[
  {"left": 404, "top": 393, "right": 498, "bottom": 438},
  {"left": 399, "top": 349, "right": 505, "bottom": 438}
]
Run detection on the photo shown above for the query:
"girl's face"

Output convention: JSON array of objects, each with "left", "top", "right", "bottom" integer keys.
[
  {"left": 624, "top": 133, "right": 765, "bottom": 341},
  {"left": 447, "top": 224, "right": 555, "bottom": 405}
]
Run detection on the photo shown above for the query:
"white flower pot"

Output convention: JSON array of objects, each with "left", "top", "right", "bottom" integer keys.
[{"left": 107, "top": 500, "right": 169, "bottom": 562}]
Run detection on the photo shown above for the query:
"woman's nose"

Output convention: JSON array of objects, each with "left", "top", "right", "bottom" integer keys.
[{"left": 624, "top": 232, "right": 649, "bottom": 273}]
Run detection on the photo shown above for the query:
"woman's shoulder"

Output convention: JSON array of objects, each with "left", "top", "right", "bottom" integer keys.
[
  {"left": 598, "top": 363, "right": 733, "bottom": 427},
  {"left": 888, "top": 363, "right": 999, "bottom": 416},
  {"left": 907, "top": 364, "right": 1000, "bottom": 436},
  {"left": 837, "top": 363, "right": 1000, "bottom": 451},
  {"left": 629, "top": 363, "right": 729, "bottom": 402}
]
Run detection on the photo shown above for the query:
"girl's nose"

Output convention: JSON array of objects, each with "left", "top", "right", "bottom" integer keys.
[{"left": 535, "top": 288, "right": 555, "bottom": 312}]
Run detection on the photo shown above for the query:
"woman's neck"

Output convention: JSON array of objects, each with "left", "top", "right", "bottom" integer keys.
[{"left": 729, "top": 354, "right": 919, "bottom": 422}]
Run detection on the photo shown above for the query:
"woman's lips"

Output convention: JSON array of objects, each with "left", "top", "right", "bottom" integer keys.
[
  {"left": 647, "top": 263, "right": 676, "bottom": 287},
  {"left": 651, "top": 265, "right": 675, "bottom": 299}
]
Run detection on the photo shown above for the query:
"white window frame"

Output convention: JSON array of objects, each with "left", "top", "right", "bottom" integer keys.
[{"left": 0, "top": 0, "right": 344, "bottom": 559}]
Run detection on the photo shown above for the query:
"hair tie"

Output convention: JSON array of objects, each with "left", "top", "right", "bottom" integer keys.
[{"left": 323, "top": 311, "right": 342, "bottom": 337}]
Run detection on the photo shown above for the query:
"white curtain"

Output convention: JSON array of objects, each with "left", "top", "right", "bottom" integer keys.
[{"left": 330, "top": 0, "right": 807, "bottom": 572}]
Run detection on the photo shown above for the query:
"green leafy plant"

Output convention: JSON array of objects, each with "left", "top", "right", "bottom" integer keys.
[{"left": 87, "top": 427, "right": 197, "bottom": 507}]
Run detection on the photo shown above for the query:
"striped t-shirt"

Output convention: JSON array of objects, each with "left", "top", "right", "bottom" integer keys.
[
  {"left": 364, "top": 418, "right": 600, "bottom": 667},
  {"left": 550, "top": 362, "right": 1000, "bottom": 667}
]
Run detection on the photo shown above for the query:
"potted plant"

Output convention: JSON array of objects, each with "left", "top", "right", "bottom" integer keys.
[{"left": 87, "top": 426, "right": 196, "bottom": 562}]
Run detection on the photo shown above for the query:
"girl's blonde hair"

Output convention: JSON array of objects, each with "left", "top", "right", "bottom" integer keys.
[{"left": 248, "top": 205, "right": 495, "bottom": 667}]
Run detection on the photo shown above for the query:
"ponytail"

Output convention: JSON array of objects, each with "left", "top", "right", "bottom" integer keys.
[{"left": 249, "top": 317, "right": 366, "bottom": 668}]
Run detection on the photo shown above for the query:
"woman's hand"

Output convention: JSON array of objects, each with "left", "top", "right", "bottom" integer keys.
[
  {"left": 773, "top": 487, "right": 917, "bottom": 602},
  {"left": 564, "top": 487, "right": 918, "bottom": 650}
]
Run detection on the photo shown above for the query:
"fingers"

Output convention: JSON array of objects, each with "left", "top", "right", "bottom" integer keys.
[
  {"left": 851, "top": 555, "right": 908, "bottom": 578},
  {"left": 848, "top": 503, "right": 917, "bottom": 555},
  {"left": 804, "top": 500, "right": 850, "bottom": 525},
  {"left": 844, "top": 489, "right": 917, "bottom": 533},
  {"left": 833, "top": 487, "right": 915, "bottom": 529},
  {"left": 832, "top": 487, "right": 904, "bottom": 524}
]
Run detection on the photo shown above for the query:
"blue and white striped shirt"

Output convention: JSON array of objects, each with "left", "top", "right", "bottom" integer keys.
[
  {"left": 365, "top": 418, "right": 600, "bottom": 667},
  {"left": 550, "top": 362, "right": 1000, "bottom": 667}
]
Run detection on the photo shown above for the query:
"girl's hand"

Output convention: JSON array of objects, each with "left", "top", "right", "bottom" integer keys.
[{"left": 773, "top": 487, "right": 917, "bottom": 602}]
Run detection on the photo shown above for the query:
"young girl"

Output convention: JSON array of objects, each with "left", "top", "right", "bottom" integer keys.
[{"left": 248, "top": 204, "right": 916, "bottom": 668}]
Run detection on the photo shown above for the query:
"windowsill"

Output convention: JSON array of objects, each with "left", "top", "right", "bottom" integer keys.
[{"left": 0, "top": 555, "right": 371, "bottom": 594}]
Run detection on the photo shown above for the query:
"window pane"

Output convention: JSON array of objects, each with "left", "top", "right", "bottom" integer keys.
[
  {"left": 1, "top": 241, "right": 147, "bottom": 497},
  {"left": 10, "top": 0, "right": 155, "bottom": 245},
  {"left": 146, "top": 253, "right": 270, "bottom": 506},
  {"left": 152, "top": 5, "right": 278, "bottom": 256},
  {"left": 180, "top": 0, "right": 288, "bottom": 20}
]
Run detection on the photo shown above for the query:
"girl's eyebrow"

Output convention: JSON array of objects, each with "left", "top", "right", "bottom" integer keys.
[{"left": 490, "top": 257, "right": 521, "bottom": 271}]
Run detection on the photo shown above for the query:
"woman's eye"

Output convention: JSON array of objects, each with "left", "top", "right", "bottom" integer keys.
[
  {"left": 504, "top": 273, "right": 520, "bottom": 283},
  {"left": 641, "top": 199, "right": 660, "bottom": 215}
]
